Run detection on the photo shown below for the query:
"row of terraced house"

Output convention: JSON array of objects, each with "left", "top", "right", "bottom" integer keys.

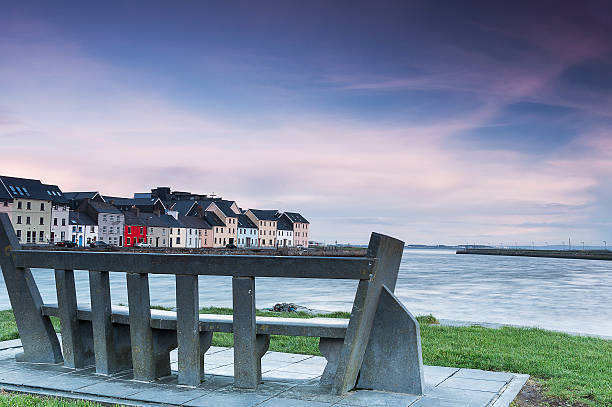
[{"left": 0, "top": 177, "right": 309, "bottom": 249}]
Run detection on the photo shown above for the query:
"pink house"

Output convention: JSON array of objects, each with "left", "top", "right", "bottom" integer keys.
[{"left": 278, "top": 212, "right": 309, "bottom": 248}]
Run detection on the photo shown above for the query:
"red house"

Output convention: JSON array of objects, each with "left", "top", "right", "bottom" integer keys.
[{"left": 123, "top": 210, "right": 147, "bottom": 247}]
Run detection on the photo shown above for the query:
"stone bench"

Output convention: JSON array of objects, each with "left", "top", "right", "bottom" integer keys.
[
  {"left": 0, "top": 212, "right": 424, "bottom": 396},
  {"left": 41, "top": 304, "right": 349, "bottom": 385}
]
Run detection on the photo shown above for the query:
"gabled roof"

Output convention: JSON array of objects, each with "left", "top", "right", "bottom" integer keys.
[
  {"left": 0, "top": 179, "right": 11, "bottom": 201},
  {"left": 0, "top": 175, "right": 67, "bottom": 203},
  {"left": 203, "top": 211, "right": 225, "bottom": 227},
  {"left": 178, "top": 215, "right": 212, "bottom": 230},
  {"left": 104, "top": 196, "right": 165, "bottom": 210},
  {"left": 248, "top": 209, "right": 279, "bottom": 221},
  {"left": 281, "top": 211, "right": 309, "bottom": 224},
  {"left": 64, "top": 192, "right": 102, "bottom": 201},
  {"left": 208, "top": 200, "right": 239, "bottom": 218},
  {"left": 122, "top": 210, "right": 148, "bottom": 226},
  {"left": 69, "top": 211, "right": 97, "bottom": 226},
  {"left": 43, "top": 184, "right": 69, "bottom": 204},
  {"left": 140, "top": 212, "right": 181, "bottom": 228},
  {"left": 277, "top": 217, "right": 293, "bottom": 231},
  {"left": 237, "top": 214, "right": 257, "bottom": 229},
  {"left": 169, "top": 200, "right": 198, "bottom": 216},
  {"left": 88, "top": 200, "right": 123, "bottom": 215}
]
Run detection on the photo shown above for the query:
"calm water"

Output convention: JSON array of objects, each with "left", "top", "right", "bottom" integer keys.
[{"left": 0, "top": 249, "right": 610, "bottom": 337}]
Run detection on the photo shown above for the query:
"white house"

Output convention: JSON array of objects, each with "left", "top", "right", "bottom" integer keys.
[
  {"left": 178, "top": 215, "right": 211, "bottom": 248},
  {"left": 237, "top": 214, "right": 258, "bottom": 248},
  {"left": 69, "top": 212, "right": 98, "bottom": 247},
  {"left": 276, "top": 216, "right": 294, "bottom": 247},
  {"left": 45, "top": 184, "right": 70, "bottom": 244}
]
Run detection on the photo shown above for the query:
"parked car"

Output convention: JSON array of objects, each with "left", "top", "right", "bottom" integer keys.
[
  {"left": 135, "top": 242, "right": 151, "bottom": 248},
  {"left": 225, "top": 243, "right": 237, "bottom": 249},
  {"left": 55, "top": 240, "right": 77, "bottom": 248},
  {"left": 90, "top": 241, "right": 109, "bottom": 248}
]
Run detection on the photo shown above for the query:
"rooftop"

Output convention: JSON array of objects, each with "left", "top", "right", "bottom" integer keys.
[
  {"left": 248, "top": 209, "right": 279, "bottom": 221},
  {"left": 0, "top": 176, "right": 68, "bottom": 204},
  {"left": 281, "top": 211, "right": 310, "bottom": 224},
  {"left": 68, "top": 211, "right": 97, "bottom": 226}
]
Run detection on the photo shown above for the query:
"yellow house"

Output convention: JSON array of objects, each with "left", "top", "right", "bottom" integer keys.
[
  {"left": 205, "top": 200, "right": 240, "bottom": 247},
  {"left": 0, "top": 176, "right": 68, "bottom": 244},
  {"left": 245, "top": 209, "right": 278, "bottom": 248}
]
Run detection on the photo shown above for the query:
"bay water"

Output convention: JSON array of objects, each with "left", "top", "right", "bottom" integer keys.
[{"left": 1, "top": 249, "right": 610, "bottom": 337}]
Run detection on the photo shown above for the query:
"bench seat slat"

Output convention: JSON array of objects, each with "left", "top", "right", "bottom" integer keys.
[
  {"left": 41, "top": 304, "right": 349, "bottom": 339},
  {"left": 12, "top": 250, "right": 374, "bottom": 280}
]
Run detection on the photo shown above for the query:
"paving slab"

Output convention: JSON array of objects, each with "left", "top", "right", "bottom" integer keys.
[
  {"left": 337, "top": 390, "right": 420, "bottom": 406},
  {"left": 184, "top": 391, "right": 270, "bottom": 407},
  {"left": 74, "top": 378, "right": 158, "bottom": 398},
  {"left": 453, "top": 368, "right": 515, "bottom": 382},
  {"left": 439, "top": 377, "right": 508, "bottom": 393},
  {"left": 0, "top": 341, "right": 527, "bottom": 407},
  {"left": 130, "top": 385, "right": 212, "bottom": 405}
]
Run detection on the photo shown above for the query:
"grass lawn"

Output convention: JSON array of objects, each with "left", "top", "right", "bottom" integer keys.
[{"left": 0, "top": 308, "right": 609, "bottom": 406}]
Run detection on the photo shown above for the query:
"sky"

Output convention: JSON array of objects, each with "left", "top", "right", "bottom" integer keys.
[{"left": 1, "top": 1, "right": 611, "bottom": 245}]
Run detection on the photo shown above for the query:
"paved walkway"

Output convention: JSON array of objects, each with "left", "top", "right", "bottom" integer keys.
[{"left": 0, "top": 339, "right": 527, "bottom": 406}]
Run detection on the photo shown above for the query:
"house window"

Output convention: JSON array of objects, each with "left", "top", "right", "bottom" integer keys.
[
  {"left": 127, "top": 237, "right": 131, "bottom": 245},
  {"left": 176, "top": 237, "right": 180, "bottom": 244},
  {"left": 39, "top": 231, "right": 44, "bottom": 242},
  {"left": 16, "top": 230, "right": 21, "bottom": 239},
  {"left": 40, "top": 203, "right": 45, "bottom": 211},
  {"left": 53, "top": 218, "right": 58, "bottom": 226},
  {"left": 140, "top": 227, "right": 143, "bottom": 234},
  {"left": 26, "top": 216, "right": 30, "bottom": 225},
  {"left": 127, "top": 226, "right": 131, "bottom": 234},
  {"left": 16, "top": 216, "right": 21, "bottom": 224},
  {"left": 26, "top": 202, "right": 31, "bottom": 210},
  {"left": 62, "top": 219, "right": 66, "bottom": 226},
  {"left": 17, "top": 201, "right": 22, "bottom": 209},
  {"left": 90, "top": 226, "right": 95, "bottom": 233},
  {"left": 39, "top": 217, "right": 44, "bottom": 225}
]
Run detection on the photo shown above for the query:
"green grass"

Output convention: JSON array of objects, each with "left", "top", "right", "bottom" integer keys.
[
  {"left": 0, "top": 393, "right": 101, "bottom": 407},
  {"left": 0, "top": 308, "right": 609, "bottom": 406}
]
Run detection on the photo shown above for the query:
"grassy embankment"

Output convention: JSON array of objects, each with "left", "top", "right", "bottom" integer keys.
[{"left": 0, "top": 308, "right": 609, "bottom": 407}]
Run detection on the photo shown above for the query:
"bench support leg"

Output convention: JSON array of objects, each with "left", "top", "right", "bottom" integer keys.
[
  {"left": 90, "top": 271, "right": 131, "bottom": 374},
  {"left": 332, "top": 232, "right": 405, "bottom": 395},
  {"left": 55, "top": 269, "right": 94, "bottom": 368},
  {"left": 200, "top": 331, "right": 213, "bottom": 379},
  {"left": 127, "top": 272, "right": 157, "bottom": 381},
  {"left": 319, "top": 338, "right": 344, "bottom": 386},
  {"left": 357, "top": 286, "right": 424, "bottom": 395},
  {"left": 176, "top": 275, "right": 201, "bottom": 386},
  {"left": 232, "top": 276, "right": 260, "bottom": 389},
  {"left": 0, "top": 213, "right": 63, "bottom": 364}
]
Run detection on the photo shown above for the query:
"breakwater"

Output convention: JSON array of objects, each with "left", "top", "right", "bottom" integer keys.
[{"left": 457, "top": 248, "right": 612, "bottom": 261}]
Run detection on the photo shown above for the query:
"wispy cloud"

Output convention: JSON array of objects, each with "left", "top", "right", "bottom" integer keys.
[{"left": 1, "top": 2, "right": 611, "bottom": 244}]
